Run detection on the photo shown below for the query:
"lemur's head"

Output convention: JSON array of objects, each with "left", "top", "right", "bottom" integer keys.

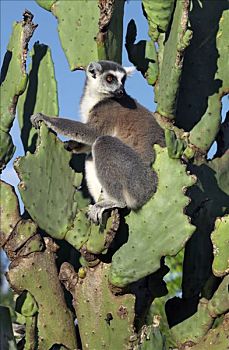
[{"left": 85, "top": 60, "right": 136, "bottom": 98}]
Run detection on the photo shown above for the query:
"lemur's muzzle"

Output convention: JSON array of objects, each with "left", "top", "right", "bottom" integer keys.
[{"left": 114, "top": 87, "right": 124, "bottom": 98}]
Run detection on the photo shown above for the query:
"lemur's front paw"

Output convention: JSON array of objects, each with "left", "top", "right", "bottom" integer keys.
[
  {"left": 87, "top": 204, "right": 107, "bottom": 225},
  {"left": 30, "top": 113, "right": 45, "bottom": 128}
]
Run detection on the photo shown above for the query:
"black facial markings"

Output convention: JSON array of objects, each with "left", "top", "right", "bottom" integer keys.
[
  {"left": 106, "top": 74, "right": 117, "bottom": 84},
  {"left": 98, "top": 60, "right": 126, "bottom": 74},
  {"left": 121, "top": 75, "right": 126, "bottom": 85}
]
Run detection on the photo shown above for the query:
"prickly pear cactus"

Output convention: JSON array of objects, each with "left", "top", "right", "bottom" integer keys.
[
  {"left": 17, "top": 42, "right": 59, "bottom": 153},
  {"left": 36, "top": 0, "right": 125, "bottom": 68},
  {"left": 110, "top": 145, "right": 196, "bottom": 287},
  {"left": 0, "top": 10, "right": 36, "bottom": 170},
  {"left": 1, "top": 2, "right": 229, "bottom": 349}
]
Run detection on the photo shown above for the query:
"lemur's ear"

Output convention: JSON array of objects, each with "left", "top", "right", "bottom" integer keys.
[
  {"left": 124, "top": 66, "right": 136, "bottom": 76},
  {"left": 87, "top": 62, "right": 102, "bottom": 78}
]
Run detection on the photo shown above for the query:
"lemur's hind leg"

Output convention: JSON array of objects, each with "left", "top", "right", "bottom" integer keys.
[
  {"left": 87, "top": 135, "right": 157, "bottom": 224},
  {"left": 87, "top": 200, "right": 125, "bottom": 224}
]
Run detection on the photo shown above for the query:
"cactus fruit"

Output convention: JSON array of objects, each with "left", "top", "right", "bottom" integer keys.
[
  {"left": 110, "top": 145, "right": 196, "bottom": 287},
  {"left": 17, "top": 43, "right": 58, "bottom": 153},
  {"left": 0, "top": 11, "right": 36, "bottom": 169}
]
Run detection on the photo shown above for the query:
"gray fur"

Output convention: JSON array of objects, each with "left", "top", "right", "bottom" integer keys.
[{"left": 31, "top": 60, "right": 165, "bottom": 223}]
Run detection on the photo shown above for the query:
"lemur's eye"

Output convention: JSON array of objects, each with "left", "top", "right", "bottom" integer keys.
[{"left": 106, "top": 74, "right": 115, "bottom": 83}]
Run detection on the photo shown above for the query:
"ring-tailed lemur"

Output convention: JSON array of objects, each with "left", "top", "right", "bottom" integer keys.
[{"left": 31, "top": 60, "right": 165, "bottom": 223}]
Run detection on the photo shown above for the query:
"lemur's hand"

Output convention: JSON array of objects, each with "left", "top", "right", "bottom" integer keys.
[{"left": 30, "top": 113, "right": 46, "bottom": 128}]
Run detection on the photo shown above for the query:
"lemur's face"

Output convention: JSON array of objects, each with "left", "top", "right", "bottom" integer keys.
[{"left": 86, "top": 60, "right": 135, "bottom": 98}]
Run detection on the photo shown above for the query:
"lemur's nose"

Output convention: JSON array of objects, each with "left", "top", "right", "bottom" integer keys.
[{"left": 115, "top": 87, "right": 124, "bottom": 97}]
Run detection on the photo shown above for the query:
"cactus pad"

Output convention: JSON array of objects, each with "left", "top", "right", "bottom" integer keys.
[
  {"left": 155, "top": 0, "right": 192, "bottom": 118},
  {"left": 74, "top": 263, "right": 136, "bottom": 350},
  {"left": 14, "top": 124, "right": 83, "bottom": 239},
  {"left": 211, "top": 215, "right": 229, "bottom": 277},
  {"left": 50, "top": 0, "right": 100, "bottom": 70},
  {"left": 36, "top": 0, "right": 56, "bottom": 11},
  {"left": 17, "top": 43, "right": 58, "bottom": 153},
  {"left": 7, "top": 240, "right": 77, "bottom": 350},
  {"left": 189, "top": 8, "right": 229, "bottom": 151},
  {"left": 110, "top": 145, "right": 196, "bottom": 287},
  {"left": 0, "top": 180, "right": 21, "bottom": 247},
  {"left": 190, "top": 313, "right": 229, "bottom": 350},
  {"left": 0, "top": 11, "right": 36, "bottom": 168},
  {"left": 142, "top": 0, "right": 175, "bottom": 40}
]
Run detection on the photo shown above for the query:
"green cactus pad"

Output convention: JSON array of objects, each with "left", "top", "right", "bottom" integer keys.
[
  {"left": 171, "top": 276, "right": 229, "bottom": 346},
  {"left": 74, "top": 263, "right": 136, "bottom": 350},
  {"left": 18, "top": 234, "right": 44, "bottom": 256},
  {"left": 125, "top": 19, "right": 159, "bottom": 86},
  {"left": 190, "top": 313, "right": 229, "bottom": 350},
  {"left": 17, "top": 43, "right": 58, "bottom": 153},
  {"left": 14, "top": 124, "right": 82, "bottom": 240},
  {"left": 36, "top": 0, "right": 56, "bottom": 11},
  {"left": 189, "top": 9, "right": 229, "bottom": 151},
  {"left": 211, "top": 215, "right": 229, "bottom": 277},
  {"left": 0, "top": 132, "right": 16, "bottom": 170},
  {"left": 0, "top": 22, "right": 27, "bottom": 131},
  {"left": 65, "top": 209, "right": 90, "bottom": 250},
  {"left": 155, "top": 0, "right": 192, "bottom": 118},
  {"left": 0, "top": 12, "right": 36, "bottom": 168},
  {"left": 0, "top": 180, "right": 21, "bottom": 247},
  {"left": 110, "top": 145, "right": 196, "bottom": 287},
  {"left": 86, "top": 210, "right": 120, "bottom": 254},
  {"left": 16, "top": 291, "right": 38, "bottom": 317},
  {"left": 207, "top": 275, "right": 229, "bottom": 317},
  {"left": 142, "top": 0, "right": 175, "bottom": 41},
  {"left": 171, "top": 299, "right": 214, "bottom": 346},
  {"left": 50, "top": 0, "right": 100, "bottom": 70},
  {"left": 7, "top": 242, "right": 77, "bottom": 350},
  {"left": 101, "top": 0, "right": 124, "bottom": 63},
  {"left": 4, "top": 219, "right": 37, "bottom": 255},
  {"left": 182, "top": 151, "right": 229, "bottom": 299}
]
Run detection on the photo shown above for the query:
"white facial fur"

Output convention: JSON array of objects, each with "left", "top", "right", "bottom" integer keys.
[
  {"left": 124, "top": 66, "right": 136, "bottom": 76},
  {"left": 80, "top": 71, "right": 124, "bottom": 123},
  {"left": 80, "top": 63, "right": 135, "bottom": 123}
]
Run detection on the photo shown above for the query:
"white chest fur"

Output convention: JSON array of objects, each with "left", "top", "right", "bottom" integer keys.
[
  {"left": 80, "top": 91, "right": 101, "bottom": 123},
  {"left": 85, "top": 157, "right": 102, "bottom": 201}
]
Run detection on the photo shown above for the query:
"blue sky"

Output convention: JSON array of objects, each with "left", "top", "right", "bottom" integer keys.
[{"left": 1, "top": 0, "right": 157, "bottom": 191}]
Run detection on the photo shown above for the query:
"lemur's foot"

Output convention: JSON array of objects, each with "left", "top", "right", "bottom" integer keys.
[
  {"left": 87, "top": 204, "right": 108, "bottom": 225},
  {"left": 30, "top": 113, "right": 46, "bottom": 128}
]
